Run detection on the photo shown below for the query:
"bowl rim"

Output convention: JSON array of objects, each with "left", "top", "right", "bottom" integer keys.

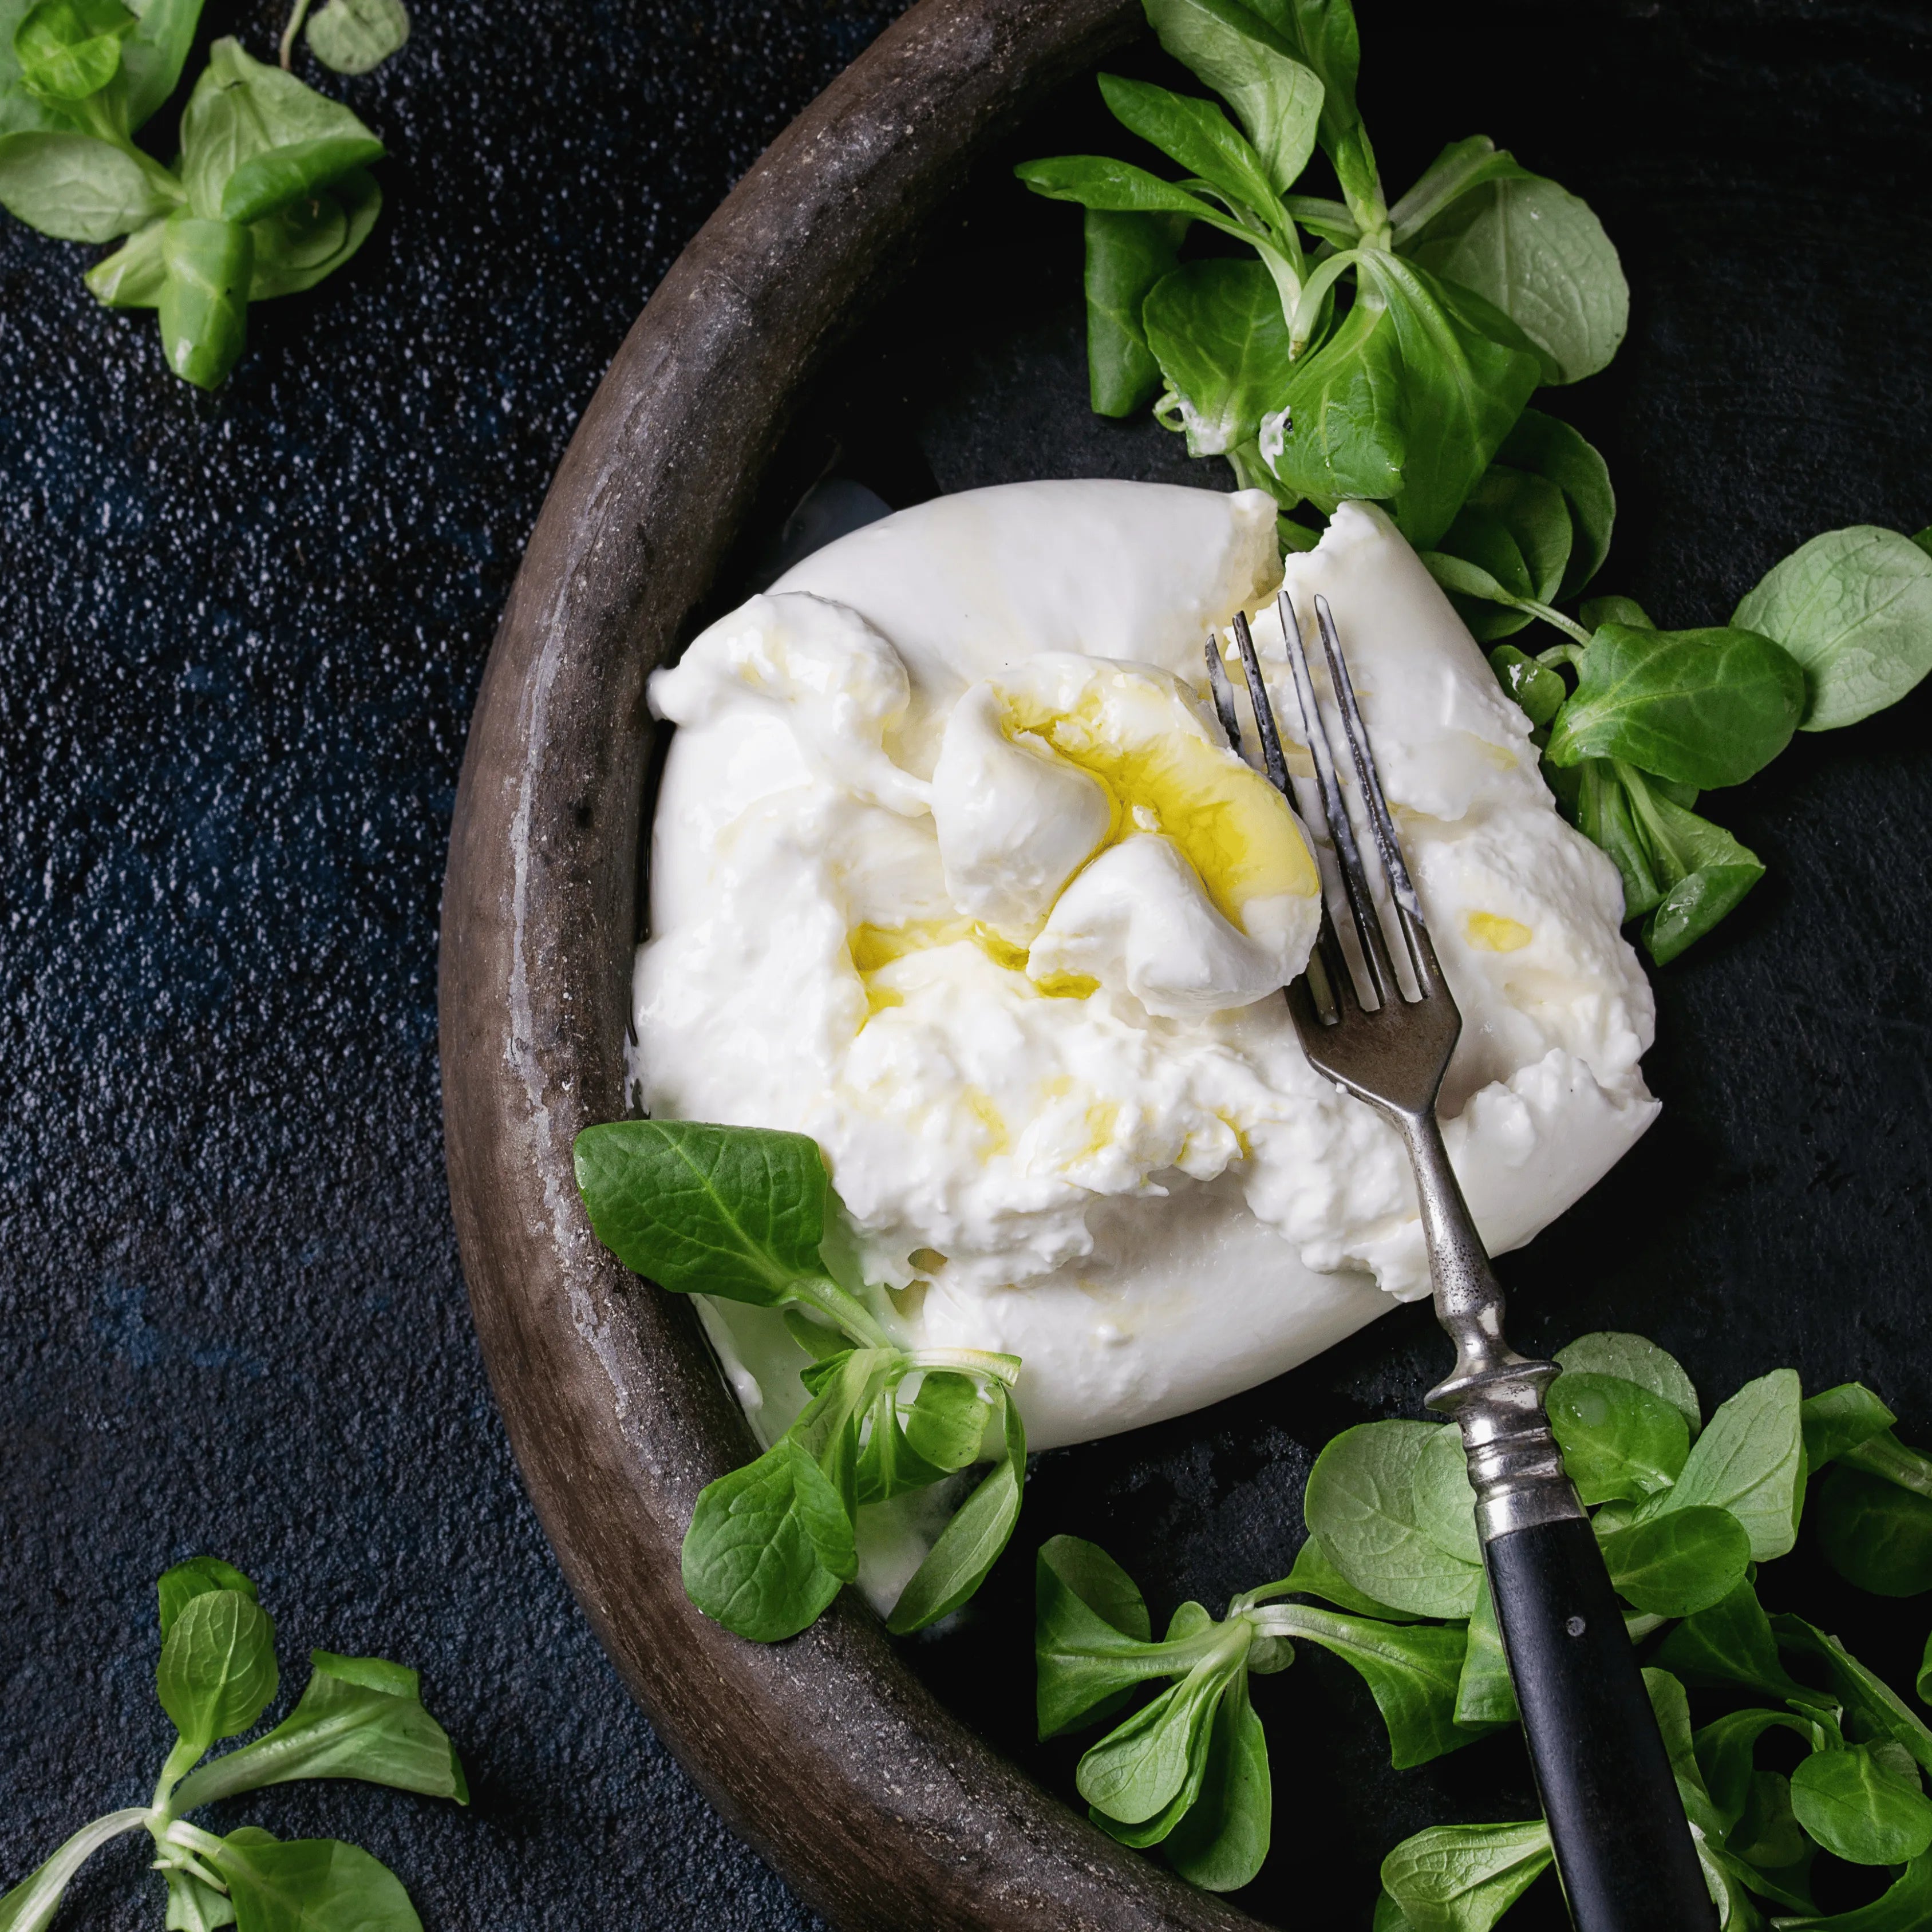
[{"left": 436, "top": 1, "right": 1259, "bottom": 1924}]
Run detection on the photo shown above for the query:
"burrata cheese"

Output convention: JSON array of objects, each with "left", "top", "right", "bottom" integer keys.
[{"left": 632, "top": 482, "right": 1657, "bottom": 1452}]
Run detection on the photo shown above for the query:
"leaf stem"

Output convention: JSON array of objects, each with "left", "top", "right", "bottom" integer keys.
[
  {"left": 151, "top": 1733, "right": 204, "bottom": 1813},
  {"left": 164, "top": 1820, "right": 228, "bottom": 1863},
  {"left": 792, "top": 1275, "right": 893, "bottom": 1351},
  {"left": 280, "top": 0, "right": 316, "bottom": 68},
  {"left": 903, "top": 1346, "right": 1022, "bottom": 1387},
  {"left": 1532, "top": 610, "right": 1593, "bottom": 650}
]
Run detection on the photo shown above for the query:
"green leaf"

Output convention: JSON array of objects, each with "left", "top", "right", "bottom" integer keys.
[
  {"left": 1303, "top": 1420, "right": 1484, "bottom": 1617},
  {"left": 157, "top": 1586, "right": 279, "bottom": 1752},
  {"left": 1919, "top": 1630, "right": 1932, "bottom": 1707},
  {"left": 901, "top": 1370, "right": 991, "bottom": 1472},
  {"left": 574, "top": 1120, "right": 837, "bottom": 1305},
  {"left": 1726, "top": 1770, "right": 1816, "bottom": 1910},
  {"left": 1351, "top": 251, "right": 1542, "bottom": 551},
  {"left": 1453, "top": 1573, "right": 1517, "bottom": 1727},
  {"left": 0, "top": 124, "right": 175, "bottom": 236},
  {"left": 1260, "top": 292, "right": 1405, "bottom": 509},
  {"left": 14, "top": 0, "right": 132, "bottom": 102},
  {"left": 304, "top": 0, "right": 407, "bottom": 74},
  {"left": 1016, "top": 152, "right": 1221, "bottom": 221},
  {"left": 1412, "top": 1424, "right": 1481, "bottom": 1565},
  {"left": 164, "top": 1868, "right": 237, "bottom": 1931},
  {"left": 1141, "top": 0, "right": 1322, "bottom": 195},
  {"left": 1433, "top": 464, "right": 1574, "bottom": 643},
  {"left": 1160, "top": 1668, "right": 1271, "bottom": 1890},
  {"left": 1733, "top": 526, "right": 1932, "bottom": 732},
  {"left": 158, "top": 211, "right": 251, "bottom": 388},
  {"left": 1488, "top": 644, "right": 1566, "bottom": 726},
  {"left": 83, "top": 203, "right": 162, "bottom": 299},
  {"left": 1555, "top": 756, "right": 1664, "bottom": 920},
  {"left": 1790, "top": 1745, "right": 1932, "bottom": 1866},
  {"left": 1496, "top": 409, "right": 1615, "bottom": 595},
  {"left": 1466, "top": 464, "right": 1572, "bottom": 605},
  {"left": 1842, "top": 1431, "right": 1932, "bottom": 1501},
  {"left": 1773, "top": 1617, "right": 1932, "bottom": 1772},
  {"left": 120, "top": 0, "right": 200, "bottom": 128},
  {"left": 1548, "top": 1369, "right": 1691, "bottom": 1504},
  {"left": 0, "top": 1808, "right": 149, "bottom": 1932},
  {"left": 209, "top": 1831, "right": 422, "bottom": 1932},
  {"left": 1405, "top": 168, "right": 1627, "bottom": 384},
  {"left": 1555, "top": 1331, "right": 1701, "bottom": 1438},
  {"left": 1082, "top": 208, "right": 1184, "bottom": 416},
  {"left": 1768, "top": 1850, "right": 1932, "bottom": 1931},
  {"left": 1421, "top": 547, "right": 1537, "bottom": 621},
  {"left": 1042, "top": 1534, "right": 1152, "bottom": 1642},
  {"left": 1638, "top": 1661, "right": 1731, "bottom": 1839},
  {"left": 1816, "top": 1467, "right": 1932, "bottom": 1598},
  {"left": 246, "top": 167, "right": 379, "bottom": 298},
  {"left": 1653, "top": 1579, "right": 1819, "bottom": 1703},
  {"left": 1580, "top": 595, "right": 1655, "bottom": 631},
  {"left": 1388, "top": 135, "right": 1522, "bottom": 241},
  {"left": 1242, "top": 0, "right": 1374, "bottom": 219},
  {"left": 1144, "top": 257, "right": 1294, "bottom": 457},
  {"left": 1607, "top": 764, "right": 1765, "bottom": 965},
  {"left": 1803, "top": 1384, "right": 1898, "bottom": 1470},
  {"left": 1077, "top": 1645, "right": 1239, "bottom": 1824},
  {"left": 1271, "top": 1603, "right": 1476, "bottom": 1768},
  {"left": 1643, "top": 1666, "right": 1724, "bottom": 1839},
  {"left": 1378, "top": 1819, "right": 1552, "bottom": 1932},
  {"left": 1544, "top": 624, "right": 1807, "bottom": 790},
  {"left": 169, "top": 1649, "right": 467, "bottom": 1811},
  {"left": 89, "top": 171, "right": 378, "bottom": 310},
  {"left": 1694, "top": 1708, "right": 1834, "bottom": 1835},
  {"left": 159, "top": 1556, "right": 259, "bottom": 1637},
  {"left": 1281, "top": 1534, "right": 1429, "bottom": 1621},
  {"left": 1098, "top": 72, "right": 1284, "bottom": 232},
  {"left": 886, "top": 1384, "right": 1025, "bottom": 1633},
  {"left": 1599, "top": 1505, "right": 1750, "bottom": 1618},
  {"left": 682, "top": 1439, "right": 856, "bottom": 1642},
  {"left": 1637, "top": 1369, "right": 1805, "bottom": 1562},
  {"left": 1036, "top": 1536, "right": 1198, "bottom": 1740},
  {"left": 178, "top": 37, "right": 382, "bottom": 224}
]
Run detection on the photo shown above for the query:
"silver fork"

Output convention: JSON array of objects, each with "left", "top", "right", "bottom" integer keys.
[{"left": 1213, "top": 596, "right": 1715, "bottom": 1932}]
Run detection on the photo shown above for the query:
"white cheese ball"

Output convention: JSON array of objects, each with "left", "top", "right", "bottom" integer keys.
[{"left": 633, "top": 484, "right": 1656, "bottom": 1452}]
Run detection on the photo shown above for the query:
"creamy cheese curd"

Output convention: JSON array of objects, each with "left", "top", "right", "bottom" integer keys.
[{"left": 632, "top": 483, "right": 1658, "bottom": 1452}]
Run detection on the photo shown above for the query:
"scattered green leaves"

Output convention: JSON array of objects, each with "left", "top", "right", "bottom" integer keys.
[
  {"left": 577, "top": 1118, "right": 1030, "bottom": 1641},
  {"left": 1021, "top": 0, "right": 1619, "bottom": 552},
  {"left": 1029, "top": 1334, "right": 1932, "bottom": 1914},
  {"left": 0, "top": 1560, "right": 463, "bottom": 1931},
  {"left": 0, "top": 3, "right": 388, "bottom": 386}
]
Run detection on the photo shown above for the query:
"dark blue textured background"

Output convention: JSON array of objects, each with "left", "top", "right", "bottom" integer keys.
[
  {"left": 9, "top": 0, "right": 1932, "bottom": 1927},
  {"left": 0, "top": 2, "right": 904, "bottom": 1923}
]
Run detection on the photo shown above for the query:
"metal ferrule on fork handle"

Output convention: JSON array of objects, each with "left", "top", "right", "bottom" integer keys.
[{"left": 1393, "top": 1108, "right": 1586, "bottom": 1542}]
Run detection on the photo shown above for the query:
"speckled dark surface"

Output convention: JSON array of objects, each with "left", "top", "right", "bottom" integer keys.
[
  {"left": 0, "top": 1, "right": 906, "bottom": 1925},
  {"left": 6, "top": 0, "right": 1932, "bottom": 1926}
]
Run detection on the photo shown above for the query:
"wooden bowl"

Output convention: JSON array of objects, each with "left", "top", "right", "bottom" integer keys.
[{"left": 437, "top": 1, "right": 1253, "bottom": 1923}]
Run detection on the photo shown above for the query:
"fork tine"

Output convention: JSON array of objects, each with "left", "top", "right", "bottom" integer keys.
[
  {"left": 1204, "top": 631, "right": 1243, "bottom": 754},
  {"left": 1275, "top": 590, "right": 1397, "bottom": 1007},
  {"left": 1230, "top": 611, "right": 1290, "bottom": 797},
  {"left": 1312, "top": 595, "right": 1443, "bottom": 997}
]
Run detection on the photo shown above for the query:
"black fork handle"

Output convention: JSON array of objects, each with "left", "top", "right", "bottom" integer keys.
[{"left": 1487, "top": 1516, "right": 1716, "bottom": 1931}]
